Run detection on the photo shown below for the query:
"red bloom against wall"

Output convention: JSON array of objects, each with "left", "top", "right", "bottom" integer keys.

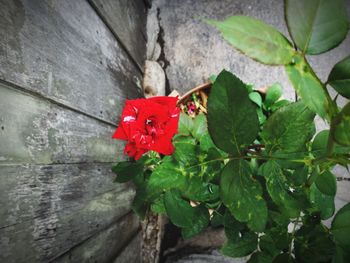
[{"left": 113, "top": 96, "right": 180, "bottom": 160}]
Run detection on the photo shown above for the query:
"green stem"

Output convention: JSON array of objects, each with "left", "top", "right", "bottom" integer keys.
[
  {"left": 185, "top": 152, "right": 307, "bottom": 170},
  {"left": 326, "top": 133, "right": 335, "bottom": 157}
]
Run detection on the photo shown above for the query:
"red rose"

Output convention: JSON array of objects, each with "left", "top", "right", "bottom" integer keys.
[{"left": 112, "top": 96, "right": 180, "bottom": 160}]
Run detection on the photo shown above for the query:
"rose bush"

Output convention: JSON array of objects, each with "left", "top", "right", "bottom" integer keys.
[
  {"left": 112, "top": 1, "right": 350, "bottom": 262},
  {"left": 113, "top": 96, "right": 180, "bottom": 160}
]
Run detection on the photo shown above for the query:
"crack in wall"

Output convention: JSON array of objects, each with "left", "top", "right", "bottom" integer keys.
[{"left": 156, "top": 7, "right": 171, "bottom": 95}]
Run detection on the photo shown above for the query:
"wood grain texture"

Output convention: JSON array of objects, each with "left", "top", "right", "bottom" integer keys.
[
  {"left": 0, "top": 0, "right": 143, "bottom": 125},
  {"left": 0, "top": 83, "right": 125, "bottom": 164},
  {"left": 113, "top": 232, "right": 142, "bottom": 263},
  {"left": 0, "top": 163, "right": 136, "bottom": 262},
  {"left": 54, "top": 214, "right": 140, "bottom": 263},
  {"left": 89, "top": 0, "right": 147, "bottom": 69}
]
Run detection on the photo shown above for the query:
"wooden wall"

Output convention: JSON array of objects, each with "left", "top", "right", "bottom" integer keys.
[{"left": 0, "top": 0, "right": 147, "bottom": 262}]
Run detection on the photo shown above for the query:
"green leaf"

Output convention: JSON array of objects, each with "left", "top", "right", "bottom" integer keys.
[
  {"left": 312, "top": 130, "right": 329, "bottom": 158},
  {"left": 257, "top": 108, "right": 267, "bottom": 125},
  {"left": 261, "top": 100, "right": 315, "bottom": 154},
  {"left": 209, "top": 74, "right": 217, "bottom": 83},
  {"left": 285, "top": 0, "right": 349, "bottom": 54},
  {"left": 207, "top": 16, "right": 295, "bottom": 65},
  {"left": 328, "top": 55, "right": 350, "bottom": 99},
  {"left": 132, "top": 187, "right": 149, "bottom": 219},
  {"left": 181, "top": 204, "right": 210, "bottom": 239},
  {"left": 312, "top": 129, "right": 350, "bottom": 157},
  {"left": 333, "top": 245, "right": 350, "bottom": 263},
  {"left": 173, "top": 137, "right": 198, "bottom": 166},
  {"left": 332, "top": 102, "right": 350, "bottom": 146},
  {"left": 164, "top": 189, "right": 209, "bottom": 238},
  {"left": 211, "top": 211, "right": 224, "bottom": 227},
  {"left": 183, "top": 177, "right": 219, "bottom": 202},
  {"left": 192, "top": 113, "right": 207, "bottom": 140},
  {"left": 199, "top": 133, "right": 216, "bottom": 152},
  {"left": 285, "top": 55, "right": 330, "bottom": 119},
  {"left": 332, "top": 203, "right": 350, "bottom": 250},
  {"left": 164, "top": 189, "right": 194, "bottom": 227},
  {"left": 315, "top": 170, "right": 337, "bottom": 196},
  {"left": 178, "top": 112, "right": 193, "bottom": 136},
  {"left": 221, "top": 160, "right": 267, "bottom": 232},
  {"left": 148, "top": 158, "right": 186, "bottom": 199},
  {"left": 294, "top": 224, "right": 335, "bottom": 263},
  {"left": 221, "top": 231, "right": 258, "bottom": 258},
  {"left": 248, "top": 252, "right": 273, "bottom": 263},
  {"left": 309, "top": 184, "right": 335, "bottom": 220},
  {"left": 112, "top": 161, "right": 144, "bottom": 183},
  {"left": 290, "top": 166, "right": 308, "bottom": 186},
  {"left": 223, "top": 210, "right": 245, "bottom": 234},
  {"left": 259, "top": 225, "right": 290, "bottom": 257},
  {"left": 202, "top": 147, "right": 225, "bottom": 181},
  {"left": 269, "top": 100, "right": 290, "bottom": 112},
  {"left": 151, "top": 195, "right": 166, "bottom": 214},
  {"left": 249, "top": 91, "right": 263, "bottom": 107},
  {"left": 259, "top": 161, "right": 303, "bottom": 217},
  {"left": 265, "top": 83, "right": 283, "bottom": 108},
  {"left": 208, "top": 70, "right": 259, "bottom": 155}
]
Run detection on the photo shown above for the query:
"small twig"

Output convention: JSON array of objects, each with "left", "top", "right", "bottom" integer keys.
[
  {"left": 247, "top": 144, "right": 265, "bottom": 150},
  {"left": 245, "top": 149, "right": 257, "bottom": 155}
]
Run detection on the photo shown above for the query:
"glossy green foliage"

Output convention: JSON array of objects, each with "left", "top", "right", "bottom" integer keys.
[
  {"left": 332, "top": 203, "right": 350, "bottom": 250},
  {"left": 285, "top": 0, "right": 348, "bottom": 54},
  {"left": 261, "top": 100, "right": 315, "bottom": 154},
  {"left": 328, "top": 55, "right": 350, "bottom": 99},
  {"left": 207, "top": 16, "right": 295, "bottom": 65},
  {"left": 207, "top": 70, "right": 259, "bottom": 155},
  {"left": 164, "top": 189, "right": 210, "bottom": 239},
  {"left": 332, "top": 103, "right": 350, "bottom": 146},
  {"left": 285, "top": 54, "right": 330, "bottom": 119},
  {"left": 221, "top": 160, "right": 267, "bottom": 232}
]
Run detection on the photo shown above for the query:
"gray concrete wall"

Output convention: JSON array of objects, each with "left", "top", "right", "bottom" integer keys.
[{"left": 0, "top": 0, "right": 147, "bottom": 262}]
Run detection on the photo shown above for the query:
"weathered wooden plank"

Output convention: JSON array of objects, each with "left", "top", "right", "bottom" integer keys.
[
  {"left": 0, "top": 83, "right": 126, "bottom": 164},
  {"left": 0, "top": 163, "right": 136, "bottom": 262},
  {"left": 53, "top": 213, "right": 140, "bottom": 263},
  {"left": 0, "top": 0, "right": 143, "bottom": 125},
  {"left": 89, "top": 0, "right": 147, "bottom": 69},
  {"left": 113, "top": 232, "right": 142, "bottom": 263}
]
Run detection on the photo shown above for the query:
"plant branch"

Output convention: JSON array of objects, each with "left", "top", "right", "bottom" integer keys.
[
  {"left": 289, "top": 215, "right": 300, "bottom": 258},
  {"left": 247, "top": 144, "right": 265, "bottom": 150}
]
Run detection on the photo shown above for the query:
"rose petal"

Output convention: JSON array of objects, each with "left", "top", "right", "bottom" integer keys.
[{"left": 112, "top": 125, "right": 128, "bottom": 139}]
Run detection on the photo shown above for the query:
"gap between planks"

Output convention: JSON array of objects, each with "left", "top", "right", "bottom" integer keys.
[
  {"left": 48, "top": 211, "right": 140, "bottom": 262},
  {"left": 87, "top": 0, "right": 145, "bottom": 74},
  {"left": 0, "top": 78, "right": 118, "bottom": 128}
]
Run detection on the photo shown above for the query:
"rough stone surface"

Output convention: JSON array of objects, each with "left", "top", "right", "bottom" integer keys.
[
  {"left": 146, "top": 5, "right": 161, "bottom": 60},
  {"left": 143, "top": 60, "right": 166, "bottom": 97}
]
